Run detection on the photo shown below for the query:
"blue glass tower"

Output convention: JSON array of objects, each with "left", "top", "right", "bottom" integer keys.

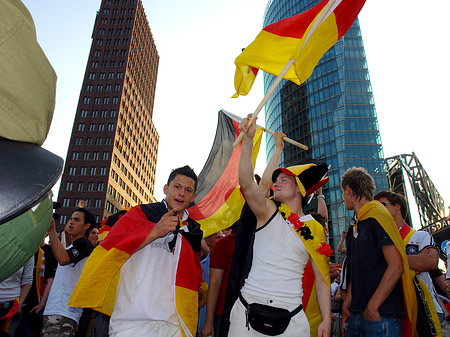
[{"left": 263, "top": 0, "right": 388, "bottom": 261}]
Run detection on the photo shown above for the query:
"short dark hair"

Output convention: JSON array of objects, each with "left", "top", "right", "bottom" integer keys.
[
  {"left": 74, "top": 208, "right": 96, "bottom": 238},
  {"left": 341, "top": 167, "right": 375, "bottom": 201},
  {"left": 374, "top": 191, "right": 408, "bottom": 219},
  {"left": 86, "top": 224, "right": 99, "bottom": 238},
  {"left": 75, "top": 207, "right": 96, "bottom": 226},
  {"left": 167, "top": 165, "right": 198, "bottom": 192}
]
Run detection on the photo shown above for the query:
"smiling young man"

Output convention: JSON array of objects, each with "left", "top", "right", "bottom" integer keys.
[
  {"left": 42, "top": 208, "right": 95, "bottom": 336},
  {"left": 105, "top": 165, "right": 205, "bottom": 337}
]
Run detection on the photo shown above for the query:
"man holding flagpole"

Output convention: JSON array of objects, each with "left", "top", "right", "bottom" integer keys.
[{"left": 228, "top": 115, "right": 331, "bottom": 337}]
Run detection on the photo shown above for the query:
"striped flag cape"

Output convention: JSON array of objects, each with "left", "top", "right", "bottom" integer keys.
[
  {"left": 187, "top": 109, "right": 263, "bottom": 237},
  {"left": 69, "top": 202, "right": 206, "bottom": 337},
  {"left": 233, "top": 0, "right": 366, "bottom": 97},
  {"left": 399, "top": 224, "right": 442, "bottom": 337},
  {"left": 358, "top": 201, "right": 418, "bottom": 337}
]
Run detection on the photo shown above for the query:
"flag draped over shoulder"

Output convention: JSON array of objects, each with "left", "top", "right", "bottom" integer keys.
[
  {"left": 188, "top": 110, "right": 263, "bottom": 238},
  {"left": 233, "top": 0, "right": 366, "bottom": 97},
  {"left": 399, "top": 225, "right": 442, "bottom": 337},
  {"left": 69, "top": 202, "right": 206, "bottom": 337},
  {"left": 358, "top": 201, "right": 417, "bottom": 337}
]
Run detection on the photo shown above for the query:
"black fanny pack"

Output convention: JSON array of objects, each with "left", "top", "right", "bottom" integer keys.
[{"left": 239, "top": 294, "right": 303, "bottom": 336}]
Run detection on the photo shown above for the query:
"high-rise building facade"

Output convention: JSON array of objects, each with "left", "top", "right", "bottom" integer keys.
[
  {"left": 57, "top": 0, "right": 159, "bottom": 226},
  {"left": 263, "top": 0, "right": 388, "bottom": 258}
]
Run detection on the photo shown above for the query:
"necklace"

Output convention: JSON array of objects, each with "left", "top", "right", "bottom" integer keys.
[{"left": 278, "top": 203, "right": 333, "bottom": 257}]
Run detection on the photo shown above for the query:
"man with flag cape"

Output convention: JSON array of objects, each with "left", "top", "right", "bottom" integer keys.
[
  {"left": 341, "top": 167, "right": 417, "bottom": 337},
  {"left": 375, "top": 191, "right": 442, "bottom": 337},
  {"left": 69, "top": 111, "right": 264, "bottom": 337},
  {"left": 69, "top": 166, "right": 206, "bottom": 337},
  {"left": 222, "top": 116, "right": 331, "bottom": 336}
]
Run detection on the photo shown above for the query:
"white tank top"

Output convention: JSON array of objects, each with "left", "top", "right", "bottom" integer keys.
[{"left": 241, "top": 211, "right": 310, "bottom": 305}]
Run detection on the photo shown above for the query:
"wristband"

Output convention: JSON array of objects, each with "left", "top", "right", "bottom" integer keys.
[{"left": 316, "top": 194, "right": 325, "bottom": 200}]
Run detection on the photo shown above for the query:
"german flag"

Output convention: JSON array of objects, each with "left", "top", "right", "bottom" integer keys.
[
  {"left": 69, "top": 203, "right": 206, "bottom": 337},
  {"left": 188, "top": 110, "right": 263, "bottom": 238},
  {"left": 233, "top": 0, "right": 366, "bottom": 97}
]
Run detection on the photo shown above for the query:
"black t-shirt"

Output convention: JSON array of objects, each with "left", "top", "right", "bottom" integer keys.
[
  {"left": 41, "top": 244, "right": 58, "bottom": 280},
  {"left": 67, "top": 238, "right": 94, "bottom": 265},
  {"left": 347, "top": 217, "right": 405, "bottom": 318}
]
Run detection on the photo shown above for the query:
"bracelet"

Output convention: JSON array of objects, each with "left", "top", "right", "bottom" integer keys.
[{"left": 316, "top": 194, "right": 325, "bottom": 200}]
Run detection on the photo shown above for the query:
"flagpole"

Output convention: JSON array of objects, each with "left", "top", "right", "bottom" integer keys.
[
  {"left": 232, "top": 0, "right": 337, "bottom": 148},
  {"left": 225, "top": 110, "right": 308, "bottom": 150},
  {"left": 232, "top": 58, "right": 295, "bottom": 147}
]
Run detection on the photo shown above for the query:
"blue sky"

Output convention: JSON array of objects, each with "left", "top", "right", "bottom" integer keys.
[{"left": 22, "top": 0, "right": 450, "bottom": 223}]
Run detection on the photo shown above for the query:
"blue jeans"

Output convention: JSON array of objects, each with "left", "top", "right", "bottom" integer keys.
[{"left": 344, "top": 313, "right": 401, "bottom": 337}]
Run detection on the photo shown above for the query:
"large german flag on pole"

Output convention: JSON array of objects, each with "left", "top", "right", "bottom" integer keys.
[
  {"left": 188, "top": 110, "right": 263, "bottom": 237},
  {"left": 233, "top": 0, "right": 366, "bottom": 97}
]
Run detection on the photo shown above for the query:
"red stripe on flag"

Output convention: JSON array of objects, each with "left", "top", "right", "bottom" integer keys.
[
  {"left": 100, "top": 206, "right": 154, "bottom": 256},
  {"left": 263, "top": 0, "right": 328, "bottom": 39},
  {"left": 302, "top": 261, "right": 314, "bottom": 308},
  {"left": 175, "top": 238, "right": 203, "bottom": 291},
  {"left": 334, "top": 0, "right": 366, "bottom": 38}
]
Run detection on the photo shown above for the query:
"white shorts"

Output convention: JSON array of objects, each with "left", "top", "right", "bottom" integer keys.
[
  {"left": 109, "top": 320, "right": 181, "bottom": 337},
  {"left": 228, "top": 292, "right": 310, "bottom": 337}
]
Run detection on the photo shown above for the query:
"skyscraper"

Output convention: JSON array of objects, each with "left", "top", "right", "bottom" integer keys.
[
  {"left": 263, "top": 0, "right": 388, "bottom": 257},
  {"left": 57, "top": 0, "right": 159, "bottom": 226}
]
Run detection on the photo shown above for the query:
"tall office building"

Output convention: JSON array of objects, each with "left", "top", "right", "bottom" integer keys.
[
  {"left": 263, "top": 0, "right": 388, "bottom": 258},
  {"left": 57, "top": 0, "right": 159, "bottom": 226}
]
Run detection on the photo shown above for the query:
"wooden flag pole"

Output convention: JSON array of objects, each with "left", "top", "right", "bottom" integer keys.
[
  {"left": 232, "top": 59, "right": 295, "bottom": 147},
  {"left": 232, "top": 0, "right": 337, "bottom": 148},
  {"left": 226, "top": 110, "right": 308, "bottom": 150}
]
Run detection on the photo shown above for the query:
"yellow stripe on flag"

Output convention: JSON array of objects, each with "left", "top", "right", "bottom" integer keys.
[{"left": 69, "top": 245, "right": 128, "bottom": 315}]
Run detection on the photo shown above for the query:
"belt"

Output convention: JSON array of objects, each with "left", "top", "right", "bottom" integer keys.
[
  {"left": 0, "top": 301, "right": 14, "bottom": 309},
  {"left": 239, "top": 294, "right": 303, "bottom": 316}
]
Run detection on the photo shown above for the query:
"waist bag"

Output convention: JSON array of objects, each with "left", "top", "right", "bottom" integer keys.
[{"left": 239, "top": 294, "right": 303, "bottom": 336}]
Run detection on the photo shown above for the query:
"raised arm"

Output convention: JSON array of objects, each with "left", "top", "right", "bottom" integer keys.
[
  {"left": 48, "top": 217, "right": 72, "bottom": 266},
  {"left": 315, "top": 186, "right": 328, "bottom": 223},
  {"left": 238, "top": 115, "right": 273, "bottom": 223},
  {"left": 337, "top": 231, "right": 347, "bottom": 254},
  {"left": 259, "top": 131, "right": 285, "bottom": 197}
]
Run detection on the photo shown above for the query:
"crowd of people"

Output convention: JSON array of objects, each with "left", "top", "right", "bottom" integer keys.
[{"left": 2, "top": 117, "right": 450, "bottom": 337}]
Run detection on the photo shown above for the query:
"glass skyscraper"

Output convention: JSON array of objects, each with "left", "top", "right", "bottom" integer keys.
[{"left": 263, "top": 0, "right": 388, "bottom": 260}]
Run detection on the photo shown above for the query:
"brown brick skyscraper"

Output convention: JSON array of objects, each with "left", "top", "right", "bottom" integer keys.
[{"left": 57, "top": 0, "right": 159, "bottom": 225}]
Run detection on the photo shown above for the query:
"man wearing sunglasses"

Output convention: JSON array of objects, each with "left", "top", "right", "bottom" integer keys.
[{"left": 374, "top": 191, "right": 444, "bottom": 335}]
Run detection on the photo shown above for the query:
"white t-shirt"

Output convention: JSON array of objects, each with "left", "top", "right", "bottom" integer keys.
[
  {"left": 241, "top": 212, "right": 310, "bottom": 305},
  {"left": 44, "top": 249, "right": 90, "bottom": 322},
  {"left": 405, "top": 229, "right": 442, "bottom": 314},
  {"left": 109, "top": 209, "right": 190, "bottom": 334}
]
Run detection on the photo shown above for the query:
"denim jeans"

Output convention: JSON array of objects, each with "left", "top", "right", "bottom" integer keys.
[{"left": 344, "top": 312, "right": 401, "bottom": 337}]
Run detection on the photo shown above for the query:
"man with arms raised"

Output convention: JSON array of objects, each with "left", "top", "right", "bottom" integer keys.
[{"left": 228, "top": 116, "right": 331, "bottom": 337}]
